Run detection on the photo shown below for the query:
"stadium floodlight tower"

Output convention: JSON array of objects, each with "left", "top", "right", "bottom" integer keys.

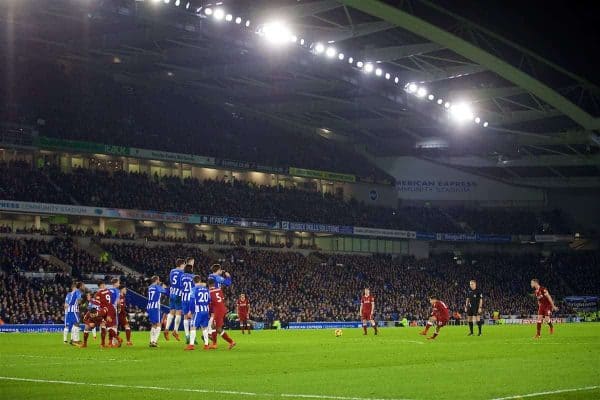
[
  {"left": 449, "top": 103, "right": 475, "bottom": 123},
  {"left": 258, "top": 21, "right": 295, "bottom": 45}
]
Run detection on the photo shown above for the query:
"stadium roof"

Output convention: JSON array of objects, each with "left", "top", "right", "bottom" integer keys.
[{"left": 1, "top": 0, "right": 599, "bottom": 180}]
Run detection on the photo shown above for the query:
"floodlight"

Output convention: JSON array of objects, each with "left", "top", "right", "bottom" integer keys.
[
  {"left": 260, "top": 22, "right": 294, "bottom": 45},
  {"left": 300, "top": 38, "right": 305, "bottom": 45},
  {"left": 483, "top": 121, "right": 489, "bottom": 127},
  {"left": 245, "top": 20, "right": 251, "bottom": 27},
  {"left": 314, "top": 43, "right": 325, "bottom": 54},
  {"left": 213, "top": 8, "right": 225, "bottom": 20},
  {"left": 235, "top": 17, "right": 242, "bottom": 24},
  {"left": 364, "top": 63, "right": 374, "bottom": 73},
  {"left": 204, "top": 7, "right": 213, "bottom": 15},
  {"left": 175, "top": 0, "right": 180, "bottom": 6},
  {"left": 416, "top": 87, "right": 427, "bottom": 98},
  {"left": 375, "top": 68, "right": 382, "bottom": 76},
  {"left": 385, "top": 73, "right": 391, "bottom": 80},
  {"left": 444, "top": 101, "right": 451, "bottom": 109},
  {"left": 164, "top": 0, "right": 170, "bottom": 4},
  {"left": 356, "top": 61, "right": 364, "bottom": 68},
  {"left": 185, "top": 2, "right": 190, "bottom": 9},
  {"left": 474, "top": 117, "right": 481, "bottom": 124},
  {"left": 437, "top": 99, "right": 443, "bottom": 105},
  {"left": 407, "top": 83, "right": 418, "bottom": 93},
  {"left": 449, "top": 103, "right": 474, "bottom": 122},
  {"left": 348, "top": 57, "right": 353, "bottom": 64},
  {"left": 338, "top": 53, "right": 344, "bottom": 60},
  {"left": 225, "top": 14, "right": 233, "bottom": 22},
  {"left": 427, "top": 94, "right": 435, "bottom": 101},
  {"left": 326, "top": 47, "right": 337, "bottom": 58},
  {"left": 394, "top": 77, "right": 399, "bottom": 84}
]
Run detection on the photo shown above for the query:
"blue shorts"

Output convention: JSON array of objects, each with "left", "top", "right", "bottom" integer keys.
[
  {"left": 147, "top": 308, "right": 161, "bottom": 324},
  {"left": 182, "top": 300, "right": 193, "bottom": 315},
  {"left": 192, "top": 312, "right": 210, "bottom": 329},
  {"left": 170, "top": 295, "right": 182, "bottom": 311},
  {"left": 64, "top": 313, "right": 79, "bottom": 330}
]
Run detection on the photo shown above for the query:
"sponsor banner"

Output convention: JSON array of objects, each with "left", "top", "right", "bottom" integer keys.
[
  {"left": 215, "top": 159, "right": 287, "bottom": 175},
  {"left": 289, "top": 167, "right": 356, "bottom": 183},
  {"left": 534, "top": 234, "right": 574, "bottom": 243},
  {"left": 0, "top": 324, "right": 85, "bottom": 333},
  {"left": 130, "top": 147, "right": 214, "bottom": 166},
  {"left": 36, "top": 136, "right": 129, "bottom": 156},
  {"left": 281, "top": 221, "right": 353, "bottom": 234},
  {"left": 435, "top": 233, "right": 512, "bottom": 243},
  {"left": 288, "top": 321, "right": 365, "bottom": 329},
  {"left": 353, "top": 226, "right": 416, "bottom": 239},
  {"left": 416, "top": 232, "right": 437, "bottom": 241},
  {"left": 397, "top": 179, "right": 478, "bottom": 194},
  {"left": 564, "top": 296, "right": 598, "bottom": 312},
  {"left": 201, "top": 215, "right": 279, "bottom": 230},
  {"left": 502, "top": 318, "right": 566, "bottom": 325}
]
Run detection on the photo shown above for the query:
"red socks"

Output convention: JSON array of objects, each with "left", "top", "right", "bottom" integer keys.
[
  {"left": 211, "top": 332, "right": 218, "bottom": 345},
  {"left": 536, "top": 322, "right": 542, "bottom": 335},
  {"left": 221, "top": 332, "right": 233, "bottom": 344},
  {"left": 83, "top": 331, "right": 89, "bottom": 344},
  {"left": 126, "top": 328, "right": 131, "bottom": 342},
  {"left": 101, "top": 327, "right": 107, "bottom": 346},
  {"left": 373, "top": 323, "right": 378, "bottom": 334},
  {"left": 362, "top": 325, "right": 367, "bottom": 334}
]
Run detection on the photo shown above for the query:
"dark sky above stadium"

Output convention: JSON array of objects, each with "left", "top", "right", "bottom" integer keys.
[{"left": 434, "top": 0, "right": 600, "bottom": 85}]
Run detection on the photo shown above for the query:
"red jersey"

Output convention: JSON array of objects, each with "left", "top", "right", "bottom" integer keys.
[
  {"left": 432, "top": 300, "right": 450, "bottom": 321},
  {"left": 236, "top": 298, "right": 249, "bottom": 315},
  {"left": 209, "top": 287, "right": 227, "bottom": 313},
  {"left": 94, "top": 288, "right": 112, "bottom": 309},
  {"left": 361, "top": 295, "right": 375, "bottom": 314},
  {"left": 83, "top": 308, "right": 106, "bottom": 325},
  {"left": 118, "top": 296, "right": 127, "bottom": 317},
  {"left": 535, "top": 286, "right": 552, "bottom": 309}
]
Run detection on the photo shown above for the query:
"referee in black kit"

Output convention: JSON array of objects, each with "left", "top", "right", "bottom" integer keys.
[{"left": 465, "top": 280, "right": 483, "bottom": 336}]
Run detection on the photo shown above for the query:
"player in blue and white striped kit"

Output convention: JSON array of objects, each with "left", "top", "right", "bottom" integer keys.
[
  {"left": 147, "top": 275, "right": 168, "bottom": 347},
  {"left": 184, "top": 276, "right": 211, "bottom": 351},
  {"left": 63, "top": 281, "right": 84, "bottom": 344},
  {"left": 180, "top": 258, "right": 195, "bottom": 344},
  {"left": 164, "top": 258, "right": 185, "bottom": 341},
  {"left": 208, "top": 264, "right": 232, "bottom": 289}
]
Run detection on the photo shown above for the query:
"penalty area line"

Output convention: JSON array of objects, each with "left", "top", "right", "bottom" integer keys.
[
  {"left": 0, "top": 376, "right": 413, "bottom": 400},
  {"left": 490, "top": 385, "right": 600, "bottom": 400}
]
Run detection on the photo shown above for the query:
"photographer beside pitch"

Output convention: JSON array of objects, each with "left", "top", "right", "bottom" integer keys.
[{"left": 465, "top": 280, "right": 483, "bottom": 336}]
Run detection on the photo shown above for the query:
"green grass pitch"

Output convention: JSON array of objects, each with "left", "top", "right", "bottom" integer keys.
[{"left": 1, "top": 324, "right": 599, "bottom": 400}]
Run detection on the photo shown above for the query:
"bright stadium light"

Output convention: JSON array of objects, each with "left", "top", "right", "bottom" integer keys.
[
  {"left": 338, "top": 53, "right": 344, "bottom": 60},
  {"left": 348, "top": 57, "right": 354, "bottom": 64},
  {"left": 483, "top": 121, "right": 489, "bottom": 127},
  {"left": 375, "top": 68, "right": 383, "bottom": 77},
  {"left": 428, "top": 94, "right": 435, "bottom": 101},
  {"left": 314, "top": 42, "right": 325, "bottom": 54},
  {"left": 245, "top": 20, "right": 251, "bottom": 27},
  {"left": 475, "top": 117, "right": 481, "bottom": 124},
  {"left": 364, "top": 63, "right": 374, "bottom": 73},
  {"left": 407, "top": 83, "right": 418, "bottom": 93},
  {"left": 449, "top": 103, "right": 474, "bottom": 122},
  {"left": 326, "top": 47, "right": 337, "bottom": 58},
  {"left": 356, "top": 61, "right": 364, "bottom": 68},
  {"left": 385, "top": 73, "right": 391, "bottom": 80},
  {"left": 175, "top": 0, "right": 180, "bottom": 6},
  {"left": 213, "top": 8, "right": 225, "bottom": 20},
  {"left": 225, "top": 14, "right": 233, "bottom": 22},
  {"left": 235, "top": 16, "right": 242, "bottom": 24},
  {"left": 444, "top": 101, "right": 451, "bottom": 109},
  {"left": 259, "top": 22, "right": 294, "bottom": 45},
  {"left": 300, "top": 38, "right": 305, "bottom": 45},
  {"left": 416, "top": 87, "right": 428, "bottom": 98},
  {"left": 204, "top": 7, "right": 213, "bottom": 15},
  {"left": 394, "top": 77, "right": 399, "bottom": 84},
  {"left": 185, "top": 2, "right": 190, "bottom": 9},
  {"left": 437, "top": 98, "right": 443, "bottom": 105},
  {"left": 164, "top": 0, "right": 170, "bottom": 4}
]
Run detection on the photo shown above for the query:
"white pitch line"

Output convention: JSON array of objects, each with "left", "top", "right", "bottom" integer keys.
[
  {"left": 0, "top": 376, "right": 413, "bottom": 400},
  {"left": 490, "top": 385, "right": 600, "bottom": 400}
]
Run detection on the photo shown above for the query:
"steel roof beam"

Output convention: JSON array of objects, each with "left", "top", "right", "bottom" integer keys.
[{"left": 361, "top": 43, "right": 444, "bottom": 62}]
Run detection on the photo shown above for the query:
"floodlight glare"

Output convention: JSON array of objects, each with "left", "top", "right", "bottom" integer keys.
[
  {"left": 204, "top": 7, "right": 213, "bottom": 15},
  {"left": 245, "top": 20, "right": 251, "bottom": 27},
  {"left": 213, "top": 9, "right": 225, "bottom": 20},
  {"left": 444, "top": 101, "right": 451, "bottom": 109},
  {"left": 385, "top": 73, "right": 390, "bottom": 80},
  {"left": 449, "top": 103, "right": 474, "bottom": 122},
  {"left": 164, "top": 0, "right": 170, "bottom": 4},
  {"left": 475, "top": 117, "right": 481, "bottom": 124},
  {"left": 225, "top": 14, "right": 233, "bottom": 22},
  {"left": 291, "top": 35, "right": 297, "bottom": 43},
  {"left": 356, "top": 61, "right": 364, "bottom": 68},
  {"left": 235, "top": 17, "right": 242, "bottom": 24},
  {"left": 394, "top": 77, "right": 399, "bottom": 84},
  {"left": 428, "top": 94, "right": 435, "bottom": 101},
  {"left": 326, "top": 47, "right": 337, "bottom": 58},
  {"left": 437, "top": 99, "right": 443, "bottom": 105},
  {"left": 348, "top": 57, "right": 354, "bottom": 64},
  {"left": 260, "top": 22, "right": 294, "bottom": 45},
  {"left": 364, "top": 63, "right": 374, "bottom": 73},
  {"left": 338, "top": 53, "right": 345, "bottom": 60},
  {"left": 175, "top": 0, "right": 180, "bottom": 6},
  {"left": 407, "top": 83, "right": 418, "bottom": 93},
  {"left": 185, "top": 2, "right": 190, "bottom": 10},
  {"left": 300, "top": 38, "right": 305, "bottom": 45},
  {"left": 375, "top": 68, "right": 382, "bottom": 76},
  {"left": 416, "top": 87, "right": 428, "bottom": 98},
  {"left": 483, "top": 121, "right": 489, "bottom": 127},
  {"left": 314, "top": 43, "right": 325, "bottom": 54}
]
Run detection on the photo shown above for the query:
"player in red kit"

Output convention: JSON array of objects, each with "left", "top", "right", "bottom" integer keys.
[
  {"left": 236, "top": 293, "right": 251, "bottom": 334},
  {"left": 80, "top": 305, "right": 107, "bottom": 348},
  {"left": 531, "top": 279, "right": 558, "bottom": 339},
  {"left": 359, "top": 288, "right": 378, "bottom": 335},
  {"left": 94, "top": 281, "right": 114, "bottom": 348},
  {"left": 118, "top": 287, "right": 133, "bottom": 346},
  {"left": 208, "top": 278, "right": 236, "bottom": 350},
  {"left": 420, "top": 295, "right": 450, "bottom": 340}
]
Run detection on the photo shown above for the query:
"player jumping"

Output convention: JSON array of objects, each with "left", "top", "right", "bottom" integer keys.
[
  {"left": 360, "top": 288, "right": 378, "bottom": 335},
  {"left": 185, "top": 275, "right": 211, "bottom": 351},
  {"left": 465, "top": 280, "right": 483, "bottom": 336},
  {"left": 531, "top": 278, "right": 558, "bottom": 339},
  {"left": 420, "top": 295, "right": 450, "bottom": 340},
  {"left": 164, "top": 258, "right": 185, "bottom": 341}
]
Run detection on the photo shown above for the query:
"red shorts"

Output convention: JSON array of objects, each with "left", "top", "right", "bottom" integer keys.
[
  {"left": 238, "top": 314, "right": 248, "bottom": 323},
  {"left": 104, "top": 308, "right": 117, "bottom": 328},
  {"left": 538, "top": 306, "right": 552, "bottom": 317},
  {"left": 436, "top": 319, "right": 449, "bottom": 327},
  {"left": 361, "top": 312, "right": 373, "bottom": 321},
  {"left": 212, "top": 309, "right": 227, "bottom": 329},
  {"left": 118, "top": 315, "right": 129, "bottom": 328}
]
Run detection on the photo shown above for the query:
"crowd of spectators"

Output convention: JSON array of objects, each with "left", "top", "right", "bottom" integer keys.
[{"left": 0, "top": 161, "right": 572, "bottom": 234}]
